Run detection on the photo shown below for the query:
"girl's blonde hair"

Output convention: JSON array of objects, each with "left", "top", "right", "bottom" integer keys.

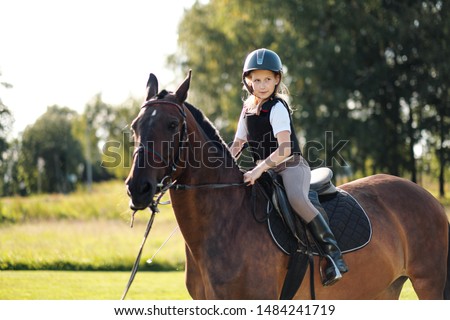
[{"left": 242, "top": 72, "right": 291, "bottom": 113}]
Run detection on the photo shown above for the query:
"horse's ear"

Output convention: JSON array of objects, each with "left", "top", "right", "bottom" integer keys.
[
  {"left": 146, "top": 73, "right": 158, "bottom": 100},
  {"left": 175, "top": 70, "right": 192, "bottom": 103}
]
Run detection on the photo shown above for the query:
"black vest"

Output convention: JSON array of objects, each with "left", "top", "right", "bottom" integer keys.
[{"left": 244, "top": 98, "right": 301, "bottom": 163}]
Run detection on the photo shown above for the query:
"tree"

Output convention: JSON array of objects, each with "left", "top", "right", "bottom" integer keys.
[
  {"left": 0, "top": 71, "right": 14, "bottom": 196},
  {"left": 72, "top": 94, "right": 114, "bottom": 189},
  {"left": 0, "top": 72, "right": 13, "bottom": 155},
  {"left": 173, "top": 0, "right": 449, "bottom": 192},
  {"left": 19, "top": 106, "right": 85, "bottom": 194},
  {"left": 100, "top": 97, "right": 140, "bottom": 180},
  {"left": 415, "top": 0, "right": 449, "bottom": 196},
  {"left": 170, "top": 0, "right": 283, "bottom": 142},
  {"left": 75, "top": 94, "right": 140, "bottom": 181}
]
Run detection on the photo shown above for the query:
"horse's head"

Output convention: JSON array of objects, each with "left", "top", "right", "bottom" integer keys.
[{"left": 125, "top": 71, "right": 192, "bottom": 210}]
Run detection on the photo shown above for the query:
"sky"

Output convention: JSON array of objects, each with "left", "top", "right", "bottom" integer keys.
[{"left": 0, "top": 0, "right": 196, "bottom": 137}]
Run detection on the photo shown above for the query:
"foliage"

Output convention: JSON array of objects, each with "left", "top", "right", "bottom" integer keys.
[
  {"left": 172, "top": 0, "right": 449, "bottom": 194},
  {"left": 18, "top": 106, "right": 85, "bottom": 194},
  {"left": 0, "top": 71, "right": 13, "bottom": 149},
  {"left": 1, "top": 93, "right": 140, "bottom": 196},
  {"left": 0, "top": 104, "right": 11, "bottom": 154},
  {"left": 72, "top": 94, "right": 114, "bottom": 186},
  {"left": 2, "top": 1, "right": 449, "bottom": 197},
  {"left": 99, "top": 97, "right": 140, "bottom": 179},
  {"left": 0, "top": 71, "right": 15, "bottom": 196},
  {"left": 72, "top": 94, "right": 140, "bottom": 182}
]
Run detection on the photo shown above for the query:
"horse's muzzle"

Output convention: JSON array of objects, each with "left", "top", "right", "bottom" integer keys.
[{"left": 126, "top": 179, "right": 155, "bottom": 210}]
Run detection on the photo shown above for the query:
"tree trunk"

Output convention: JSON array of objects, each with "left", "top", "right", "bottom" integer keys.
[
  {"left": 407, "top": 104, "right": 417, "bottom": 183},
  {"left": 438, "top": 111, "right": 446, "bottom": 198}
]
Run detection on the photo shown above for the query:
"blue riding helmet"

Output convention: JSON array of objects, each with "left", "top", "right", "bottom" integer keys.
[{"left": 242, "top": 48, "right": 283, "bottom": 93}]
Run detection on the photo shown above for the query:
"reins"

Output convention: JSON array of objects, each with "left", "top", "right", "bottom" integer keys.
[
  {"left": 120, "top": 208, "right": 156, "bottom": 300},
  {"left": 171, "top": 182, "right": 246, "bottom": 190},
  {"left": 121, "top": 179, "right": 174, "bottom": 300}
]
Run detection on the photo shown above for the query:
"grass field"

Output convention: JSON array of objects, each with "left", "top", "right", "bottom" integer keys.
[
  {"left": 0, "top": 181, "right": 131, "bottom": 223},
  {"left": 0, "top": 271, "right": 417, "bottom": 300},
  {"left": 0, "top": 271, "right": 191, "bottom": 300},
  {"left": 0, "top": 219, "right": 185, "bottom": 271}
]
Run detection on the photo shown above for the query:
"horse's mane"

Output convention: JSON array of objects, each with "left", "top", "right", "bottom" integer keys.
[
  {"left": 155, "top": 90, "right": 235, "bottom": 163},
  {"left": 184, "top": 101, "right": 235, "bottom": 163}
]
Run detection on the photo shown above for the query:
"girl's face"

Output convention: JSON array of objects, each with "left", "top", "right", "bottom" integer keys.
[{"left": 248, "top": 69, "right": 280, "bottom": 100}]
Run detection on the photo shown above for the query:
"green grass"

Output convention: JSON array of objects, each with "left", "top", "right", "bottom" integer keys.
[
  {"left": 0, "top": 219, "right": 185, "bottom": 271},
  {"left": 0, "top": 181, "right": 183, "bottom": 271},
  {"left": 0, "top": 181, "right": 131, "bottom": 223},
  {"left": 0, "top": 271, "right": 190, "bottom": 300},
  {"left": 399, "top": 280, "right": 418, "bottom": 300},
  {"left": 0, "top": 271, "right": 417, "bottom": 300}
]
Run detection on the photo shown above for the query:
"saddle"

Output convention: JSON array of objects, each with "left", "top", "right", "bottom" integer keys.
[{"left": 255, "top": 167, "right": 372, "bottom": 299}]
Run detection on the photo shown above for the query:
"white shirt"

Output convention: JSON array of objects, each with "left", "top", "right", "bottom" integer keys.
[{"left": 235, "top": 101, "right": 291, "bottom": 141}]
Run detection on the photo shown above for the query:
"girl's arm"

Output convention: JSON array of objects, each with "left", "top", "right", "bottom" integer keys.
[
  {"left": 264, "top": 130, "right": 292, "bottom": 167},
  {"left": 230, "top": 138, "right": 246, "bottom": 159},
  {"left": 243, "top": 130, "right": 291, "bottom": 185}
]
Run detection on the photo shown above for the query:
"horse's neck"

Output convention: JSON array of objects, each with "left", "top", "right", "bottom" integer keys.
[
  {"left": 175, "top": 124, "right": 242, "bottom": 185},
  {"left": 170, "top": 125, "right": 251, "bottom": 247},
  {"left": 170, "top": 184, "right": 251, "bottom": 251}
]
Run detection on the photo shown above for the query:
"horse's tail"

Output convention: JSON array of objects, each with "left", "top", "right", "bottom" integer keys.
[{"left": 444, "top": 223, "right": 450, "bottom": 300}]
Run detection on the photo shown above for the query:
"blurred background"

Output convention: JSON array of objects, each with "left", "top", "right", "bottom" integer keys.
[{"left": 0, "top": 0, "right": 448, "bottom": 299}]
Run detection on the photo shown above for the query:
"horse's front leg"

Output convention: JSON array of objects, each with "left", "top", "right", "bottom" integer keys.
[{"left": 185, "top": 245, "right": 207, "bottom": 299}]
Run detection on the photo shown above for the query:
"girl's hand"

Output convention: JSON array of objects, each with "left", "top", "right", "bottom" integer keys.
[{"left": 243, "top": 167, "right": 264, "bottom": 185}]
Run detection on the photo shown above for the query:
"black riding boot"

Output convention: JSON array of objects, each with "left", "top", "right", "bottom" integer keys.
[{"left": 307, "top": 214, "right": 348, "bottom": 286}]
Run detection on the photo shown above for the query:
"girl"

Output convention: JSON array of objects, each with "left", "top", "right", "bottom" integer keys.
[{"left": 230, "top": 48, "right": 348, "bottom": 286}]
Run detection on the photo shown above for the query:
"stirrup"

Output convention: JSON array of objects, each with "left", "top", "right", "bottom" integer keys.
[{"left": 319, "top": 255, "right": 343, "bottom": 287}]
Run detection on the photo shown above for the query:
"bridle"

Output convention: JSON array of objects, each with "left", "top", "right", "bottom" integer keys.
[
  {"left": 133, "top": 99, "right": 188, "bottom": 192},
  {"left": 122, "top": 97, "right": 245, "bottom": 300},
  {"left": 123, "top": 98, "right": 188, "bottom": 300},
  {"left": 133, "top": 98, "right": 246, "bottom": 201}
]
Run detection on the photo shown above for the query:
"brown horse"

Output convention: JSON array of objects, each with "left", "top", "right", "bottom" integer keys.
[{"left": 126, "top": 72, "right": 450, "bottom": 299}]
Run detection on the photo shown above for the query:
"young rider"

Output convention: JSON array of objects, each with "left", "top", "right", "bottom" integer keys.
[{"left": 230, "top": 48, "right": 348, "bottom": 286}]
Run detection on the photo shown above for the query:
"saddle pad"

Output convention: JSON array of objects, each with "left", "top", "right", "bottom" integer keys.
[{"left": 268, "top": 188, "right": 372, "bottom": 255}]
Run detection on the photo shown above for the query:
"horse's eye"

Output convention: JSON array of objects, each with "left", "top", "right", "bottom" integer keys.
[{"left": 168, "top": 121, "right": 178, "bottom": 130}]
